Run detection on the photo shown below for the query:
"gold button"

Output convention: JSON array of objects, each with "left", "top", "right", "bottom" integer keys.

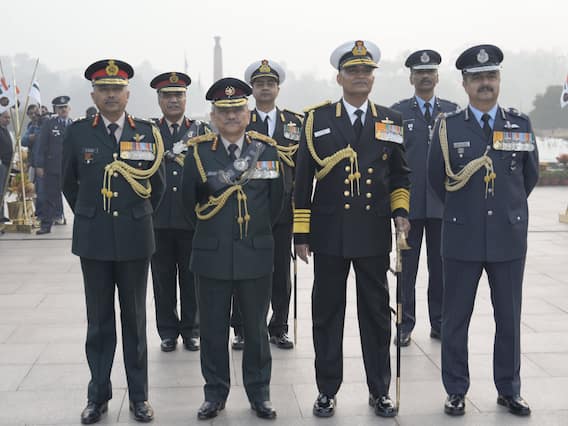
[
  {"left": 344, "top": 179, "right": 350, "bottom": 185},
  {"left": 345, "top": 165, "right": 351, "bottom": 172},
  {"left": 173, "top": 170, "right": 178, "bottom": 176},
  {"left": 366, "top": 192, "right": 372, "bottom": 199},
  {"left": 365, "top": 205, "right": 371, "bottom": 211},
  {"left": 173, "top": 187, "right": 178, "bottom": 192},
  {"left": 112, "top": 211, "right": 118, "bottom": 217},
  {"left": 343, "top": 190, "right": 350, "bottom": 196},
  {"left": 366, "top": 179, "right": 372, "bottom": 185},
  {"left": 344, "top": 203, "right": 351, "bottom": 210},
  {"left": 368, "top": 167, "right": 374, "bottom": 174},
  {"left": 113, "top": 192, "right": 118, "bottom": 197}
]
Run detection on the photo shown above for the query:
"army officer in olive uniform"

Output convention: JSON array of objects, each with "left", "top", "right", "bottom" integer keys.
[
  {"left": 62, "top": 59, "right": 165, "bottom": 424},
  {"left": 149, "top": 71, "right": 209, "bottom": 353},
  {"left": 182, "top": 78, "right": 284, "bottom": 420}
]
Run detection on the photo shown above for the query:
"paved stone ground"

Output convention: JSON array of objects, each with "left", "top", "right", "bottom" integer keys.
[{"left": 0, "top": 186, "right": 567, "bottom": 425}]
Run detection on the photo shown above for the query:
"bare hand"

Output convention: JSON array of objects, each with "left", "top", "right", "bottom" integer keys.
[
  {"left": 394, "top": 216, "right": 411, "bottom": 236},
  {"left": 295, "top": 244, "right": 311, "bottom": 264},
  {"left": 36, "top": 168, "right": 44, "bottom": 178}
]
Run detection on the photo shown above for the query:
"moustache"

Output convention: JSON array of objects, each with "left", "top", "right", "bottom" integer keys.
[
  {"left": 477, "top": 86, "right": 493, "bottom": 93},
  {"left": 420, "top": 78, "right": 432, "bottom": 84}
]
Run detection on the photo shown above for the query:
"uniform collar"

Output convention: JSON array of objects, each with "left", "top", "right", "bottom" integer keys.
[{"left": 342, "top": 98, "right": 368, "bottom": 124}]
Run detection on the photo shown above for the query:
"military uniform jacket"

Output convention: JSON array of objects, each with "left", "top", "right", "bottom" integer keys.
[
  {"left": 153, "top": 117, "right": 209, "bottom": 230},
  {"left": 182, "top": 133, "right": 284, "bottom": 280},
  {"left": 36, "top": 116, "right": 70, "bottom": 174},
  {"left": 428, "top": 106, "right": 539, "bottom": 262},
  {"left": 247, "top": 108, "right": 303, "bottom": 224},
  {"left": 62, "top": 113, "right": 166, "bottom": 261},
  {"left": 294, "top": 100, "right": 411, "bottom": 258},
  {"left": 391, "top": 97, "right": 459, "bottom": 219}
]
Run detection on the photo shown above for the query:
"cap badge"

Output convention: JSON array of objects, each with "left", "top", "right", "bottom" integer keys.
[
  {"left": 105, "top": 60, "right": 119, "bottom": 76},
  {"left": 420, "top": 52, "right": 430, "bottom": 63},
  {"left": 259, "top": 60, "right": 271, "bottom": 73},
  {"left": 169, "top": 72, "right": 179, "bottom": 83},
  {"left": 352, "top": 40, "right": 367, "bottom": 57},
  {"left": 477, "top": 49, "right": 489, "bottom": 64},
  {"left": 225, "top": 86, "right": 236, "bottom": 97}
]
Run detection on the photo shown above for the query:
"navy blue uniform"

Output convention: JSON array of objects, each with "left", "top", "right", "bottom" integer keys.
[
  {"left": 391, "top": 97, "right": 458, "bottom": 336},
  {"left": 427, "top": 106, "right": 539, "bottom": 397}
]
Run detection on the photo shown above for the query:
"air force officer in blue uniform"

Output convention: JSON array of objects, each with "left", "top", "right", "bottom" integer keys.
[{"left": 427, "top": 45, "right": 539, "bottom": 417}]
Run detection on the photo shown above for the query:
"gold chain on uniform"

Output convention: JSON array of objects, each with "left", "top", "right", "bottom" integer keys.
[
  {"left": 101, "top": 125, "right": 165, "bottom": 211},
  {"left": 305, "top": 109, "right": 361, "bottom": 196},
  {"left": 439, "top": 117, "right": 496, "bottom": 197}
]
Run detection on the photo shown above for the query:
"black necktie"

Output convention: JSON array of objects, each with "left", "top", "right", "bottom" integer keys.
[
  {"left": 424, "top": 102, "right": 432, "bottom": 124},
  {"left": 171, "top": 123, "right": 179, "bottom": 140},
  {"left": 108, "top": 123, "right": 119, "bottom": 144},
  {"left": 481, "top": 113, "right": 492, "bottom": 141},
  {"left": 353, "top": 109, "right": 363, "bottom": 139},
  {"left": 228, "top": 144, "right": 238, "bottom": 162},
  {"left": 261, "top": 115, "right": 269, "bottom": 136}
]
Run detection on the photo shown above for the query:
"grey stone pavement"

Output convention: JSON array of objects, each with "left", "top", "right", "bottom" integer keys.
[{"left": 0, "top": 186, "right": 567, "bottom": 425}]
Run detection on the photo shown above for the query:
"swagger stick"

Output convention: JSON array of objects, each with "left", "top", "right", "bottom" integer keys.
[
  {"left": 292, "top": 247, "right": 298, "bottom": 346},
  {"left": 394, "top": 231, "right": 409, "bottom": 411}
]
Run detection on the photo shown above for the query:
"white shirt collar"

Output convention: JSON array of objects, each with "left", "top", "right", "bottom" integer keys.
[
  {"left": 342, "top": 99, "right": 368, "bottom": 125},
  {"left": 165, "top": 117, "right": 184, "bottom": 129},
  {"left": 221, "top": 135, "right": 245, "bottom": 158},
  {"left": 256, "top": 108, "right": 277, "bottom": 137},
  {"left": 101, "top": 113, "right": 126, "bottom": 140}
]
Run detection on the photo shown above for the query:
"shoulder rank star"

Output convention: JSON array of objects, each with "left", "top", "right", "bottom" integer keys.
[
  {"left": 133, "top": 133, "right": 145, "bottom": 142},
  {"left": 381, "top": 117, "right": 394, "bottom": 124}
]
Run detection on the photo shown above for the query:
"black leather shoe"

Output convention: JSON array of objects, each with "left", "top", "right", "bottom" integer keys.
[
  {"left": 313, "top": 393, "right": 336, "bottom": 417},
  {"left": 269, "top": 333, "right": 294, "bottom": 349},
  {"left": 36, "top": 227, "right": 51, "bottom": 235},
  {"left": 183, "top": 337, "right": 200, "bottom": 351},
  {"left": 393, "top": 332, "right": 411, "bottom": 347},
  {"left": 369, "top": 394, "right": 397, "bottom": 417},
  {"left": 129, "top": 401, "right": 153, "bottom": 422},
  {"left": 80, "top": 401, "right": 108, "bottom": 424},
  {"left": 197, "top": 400, "right": 225, "bottom": 420},
  {"left": 497, "top": 395, "right": 531, "bottom": 416},
  {"left": 251, "top": 400, "right": 277, "bottom": 419},
  {"left": 231, "top": 334, "right": 244, "bottom": 350},
  {"left": 160, "top": 338, "right": 177, "bottom": 352},
  {"left": 444, "top": 394, "right": 465, "bottom": 416},
  {"left": 430, "top": 328, "right": 441, "bottom": 340}
]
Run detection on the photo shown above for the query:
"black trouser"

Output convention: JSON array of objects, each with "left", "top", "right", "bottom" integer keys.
[
  {"left": 39, "top": 172, "right": 63, "bottom": 228},
  {"left": 80, "top": 257, "right": 150, "bottom": 403},
  {"left": 198, "top": 275, "right": 272, "bottom": 403},
  {"left": 401, "top": 218, "right": 443, "bottom": 335},
  {"left": 441, "top": 257, "right": 525, "bottom": 396},
  {"left": 151, "top": 229, "right": 199, "bottom": 341},
  {"left": 231, "top": 223, "right": 293, "bottom": 337},
  {"left": 312, "top": 253, "right": 391, "bottom": 398}
]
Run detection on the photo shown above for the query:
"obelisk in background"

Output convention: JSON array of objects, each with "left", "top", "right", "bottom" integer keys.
[{"left": 213, "top": 36, "right": 223, "bottom": 81}]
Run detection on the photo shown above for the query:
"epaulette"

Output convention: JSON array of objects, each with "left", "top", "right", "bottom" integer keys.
[
  {"left": 73, "top": 116, "right": 88, "bottom": 123},
  {"left": 247, "top": 130, "right": 277, "bottom": 146},
  {"left": 443, "top": 108, "right": 463, "bottom": 119},
  {"left": 507, "top": 107, "right": 528, "bottom": 119},
  {"left": 188, "top": 132, "right": 216, "bottom": 146},
  {"left": 282, "top": 108, "right": 304, "bottom": 121},
  {"left": 131, "top": 116, "right": 155, "bottom": 125},
  {"left": 303, "top": 100, "right": 331, "bottom": 113}
]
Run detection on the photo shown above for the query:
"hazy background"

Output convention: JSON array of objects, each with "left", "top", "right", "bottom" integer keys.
[{"left": 1, "top": 0, "right": 567, "bottom": 124}]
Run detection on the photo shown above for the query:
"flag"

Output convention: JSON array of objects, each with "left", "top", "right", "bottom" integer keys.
[
  {"left": 0, "top": 77, "right": 18, "bottom": 113},
  {"left": 561, "top": 74, "right": 568, "bottom": 109},
  {"left": 29, "top": 80, "right": 41, "bottom": 106}
]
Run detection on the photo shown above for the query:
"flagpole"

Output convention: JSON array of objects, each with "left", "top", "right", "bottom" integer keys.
[{"left": 16, "top": 58, "right": 40, "bottom": 141}]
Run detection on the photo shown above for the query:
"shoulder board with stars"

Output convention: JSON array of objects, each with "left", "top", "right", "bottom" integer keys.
[
  {"left": 443, "top": 108, "right": 464, "bottom": 119},
  {"left": 73, "top": 116, "right": 88, "bottom": 123},
  {"left": 130, "top": 116, "right": 154, "bottom": 126},
  {"left": 247, "top": 130, "right": 277, "bottom": 146},
  {"left": 187, "top": 132, "right": 217, "bottom": 146},
  {"left": 303, "top": 100, "right": 332, "bottom": 113},
  {"left": 507, "top": 107, "right": 528, "bottom": 120},
  {"left": 282, "top": 108, "right": 304, "bottom": 121}
]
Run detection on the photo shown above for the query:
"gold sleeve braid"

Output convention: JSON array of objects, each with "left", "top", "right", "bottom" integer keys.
[
  {"left": 305, "top": 109, "right": 361, "bottom": 196},
  {"left": 390, "top": 188, "right": 410, "bottom": 213},
  {"left": 101, "top": 125, "right": 164, "bottom": 212},
  {"left": 439, "top": 117, "right": 496, "bottom": 197},
  {"left": 293, "top": 209, "right": 311, "bottom": 233}
]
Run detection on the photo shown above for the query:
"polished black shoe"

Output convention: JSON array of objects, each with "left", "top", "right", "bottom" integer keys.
[
  {"left": 313, "top": 393, "right": 336, "bottom": 417},
  {"left": 251, "top": 400, "right": 277, "bottom": 419},
  {"left": 444, "top": 394, "right": 465, "bottom": 416},
  {"left": 36, "top": 227, "right": 51, "bottom": 235},
  {"left": 269, "top": 333, "right": 294, "bottom": 349},
  {"left": 160, "top": 338, "right": 177, "bottom": 352},
  {"left": 369, "top": 394, "right": 397, "bottom": 417},
  {"left": 430, "top": 328, "right": 441, "bottom": 340},
  {"left": 129, "top": 401, "right": 153, "bottom": 422},
  {"left": 393, "top": 332, "right": 411, "bottom": 347},
  {"left": 497, "top": 395, "right": 531, "bottom": 416},
  {"left": 80, "top": 401, "right": 108, "bottom": 424},
  {"left": 231, "top": 334, "right": 244, "bottom": 350},
  {"left": 183, "top": 337, "right": 200, "bottom": 351},
  {"left": 197, "top": 400, "right": 225, "bottom": 420}
]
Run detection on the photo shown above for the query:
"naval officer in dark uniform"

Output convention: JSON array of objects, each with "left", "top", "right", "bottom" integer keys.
[
  {"left": 427, "top": 44, "right": 538, "bottom": 417},
  {"left": 294, "top": 40, "right": 411, "bottom": 418},
  {"left": 62, "top": 59, "right": 165, "bottom": 424},
  {"left": 228, "top": 59, "right": 302, "bottom": 350},
  {"left": 149, "top": 71, "right": 209, "bottom": 353},
  {"left": 182, "top": 77, "right": 284, "bottom": 420},
  {"left": 391, "top": 50, "right": 459, "bottom": 345}
]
